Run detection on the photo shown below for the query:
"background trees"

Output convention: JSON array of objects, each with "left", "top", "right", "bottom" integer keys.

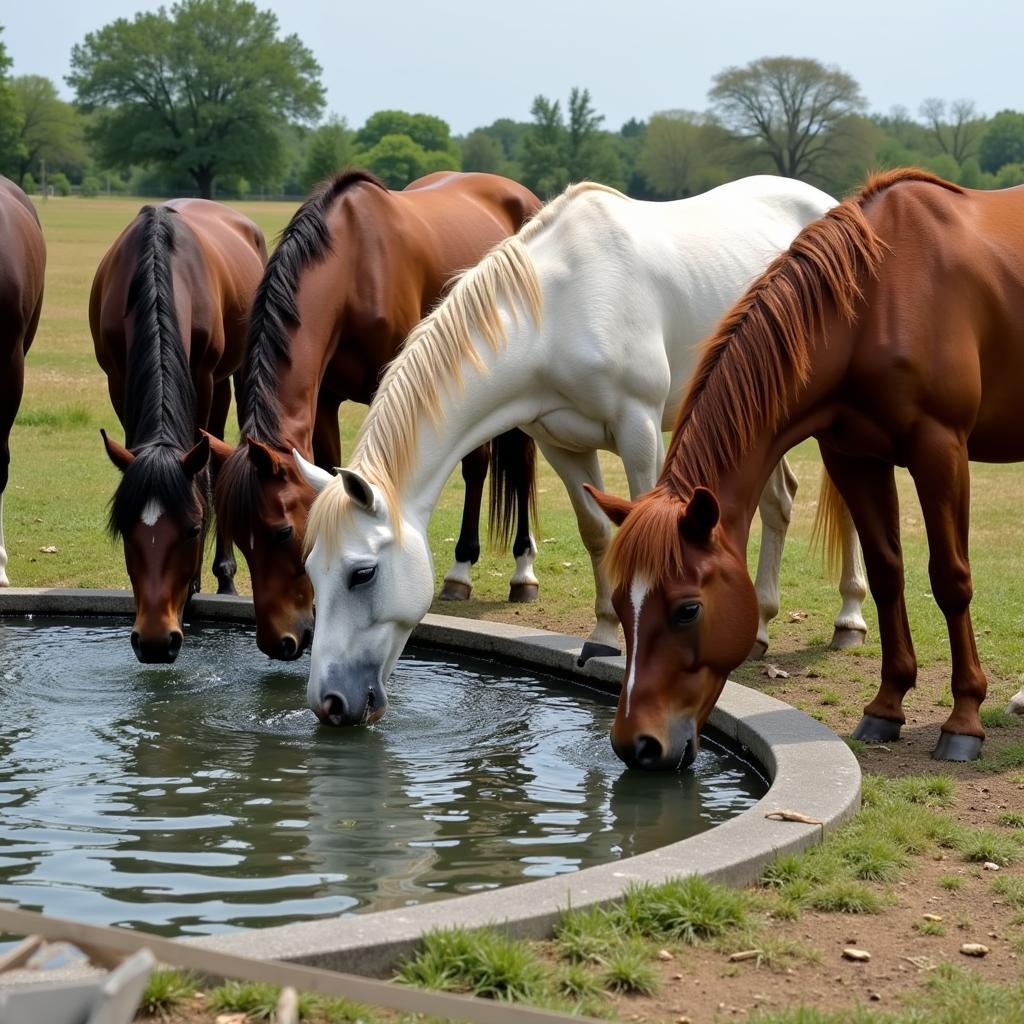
[
  {"left": 8, "top": 76, "right": 86, "bottom": 187},
  {"left": 67, "top": 0, "right": 324, "bottom": 198},
  {"left": 709, "top": 56, "right": 866, "bottom": 181}
]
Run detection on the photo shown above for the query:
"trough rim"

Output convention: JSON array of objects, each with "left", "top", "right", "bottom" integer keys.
[{"left": 0, "top": 587, "right": 861, "bottom": 976}]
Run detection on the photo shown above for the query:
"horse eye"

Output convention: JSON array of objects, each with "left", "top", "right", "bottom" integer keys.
[
  {"left": 671, "top": 602, "right": 701, "bottom": 628},
  {"left": 274, "top": 525, "right": 294, "bottom": 544},
  {"left": 186, "top": 524, "right": 202, "bottom": 541},
  {"left": 348, "top": 565, "right": 377, "bottom": 590}
]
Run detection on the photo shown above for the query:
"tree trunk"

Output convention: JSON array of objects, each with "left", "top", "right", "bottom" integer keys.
[{"left": 194, "top": 166, "right": 215, "bottom": 200}]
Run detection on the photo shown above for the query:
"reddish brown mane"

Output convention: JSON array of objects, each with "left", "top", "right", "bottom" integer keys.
[{"left": 607, "top": 168, "right": 963, "bottom": 588}]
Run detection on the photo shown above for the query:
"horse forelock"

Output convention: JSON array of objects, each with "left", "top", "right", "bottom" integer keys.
[
  {"left": 239, "top": 170, "right": 389, "bottom": 442},
  {"left": 606, "top": 488, "right": 687, "bottom": 591},
  {"left": 109, "top": 444, "right": 208, "bottom": 541},
  {"left": 304, "top": 462, "right": 401, "bottom": 558},
  {"left": 214, "top": 443, "right": 271, "bottom": 547}
]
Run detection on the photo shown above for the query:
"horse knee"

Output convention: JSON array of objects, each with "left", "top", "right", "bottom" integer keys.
[{"left": 929, "top": 561, "right": 972, "bottom": 615}]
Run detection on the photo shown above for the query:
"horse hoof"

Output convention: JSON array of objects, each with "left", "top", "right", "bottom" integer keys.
[
  {"left": 577, "top": 641, "right": 620, "bottom": 667},
  {"left": 508, "top": 582, "right": 539, "bottom": 603},
  {"left": 216, "top": 581, "right": 237, "bottom": 596},
  {"left": 439, "top": 580, "right": 472, "bottom": 601},
  {"left": 851, "top": 714, "right": 902, "bottom": 743},
  {"left": 747, "top": 639, "right": 768, "bottom": 661},
  {"left": 932, "top": 732, "right": 983, "bottom": 762},
  {"left": 830, "top": 627, "right": 866, "bottom": 651}
]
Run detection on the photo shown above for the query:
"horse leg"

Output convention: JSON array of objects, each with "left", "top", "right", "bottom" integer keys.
[
  {"left": 0, "top": 346, "right": 26, "bottom": 587},
  {"left": 509, "top": 474, "right": 539, "bottom": 603},
  {"left": 819, "top": 447, "right": 918, "bottom": 743},
  {"left": 750, "top": 459, "right": 798, "bottom": 659},
  {"left": 831, "top": 500, "right": 869, "bottom": 650},
  {"left": 909, "top": 427, "right": 986, "bottom": 761},
  {"left": 538, "top": 441, "right": 620, "bottom": 664},
  {"left": 439, "top": 445, "right": 488, "bottom": 602},
  {"left": 207, "top": 377, "right": 236, "bottom": 595}
]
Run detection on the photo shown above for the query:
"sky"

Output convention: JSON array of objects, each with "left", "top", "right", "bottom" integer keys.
[{"left": 3, "top": 0, "right": 1022, "bottom": 134}]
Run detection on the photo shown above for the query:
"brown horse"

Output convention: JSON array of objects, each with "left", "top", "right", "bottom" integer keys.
[
  {"left": 0, "top": 177, "right": 45, "bottom": 585},
  {"left": 91, "top": 200, "right": 266, "bottom": 662},
  {"left": 208, "top": 169, "right": 541, "bottom": 661},
  {"left": 588, "top": 168, "right": 1024, "bottom": 768}
]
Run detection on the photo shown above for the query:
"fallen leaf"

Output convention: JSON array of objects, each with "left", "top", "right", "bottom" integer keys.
[
  {"left": 765, "top": 809, "right": 824, "bottom": 826},
  {"left": 39, "top": 545, "right": 58, "bottom": 554},
  {"left": 765, "top": 664, "right": 789, "bottom": 679},
  {"left": 787, "top": 610, "right": 807, "bottom": 622}
]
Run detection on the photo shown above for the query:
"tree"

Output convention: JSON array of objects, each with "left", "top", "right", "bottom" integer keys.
[
  {"left": 68, "top": 0, "right": 324, "bottom": 198},
  {"left": 300, "top": 116, "right": 353, "bottom": 191},
  {"left": 355, "top": 111, "right": 460, "bottom": 163},
  {"left": 639, "top": 111, "right": 729, "bottom": 198},
  {"left": 565, "top": 87, "right": 622, "bottom": 187},
  {"left": 709, "top": 56, "right": 865, "bottom": 179},
  {"left": 919, "top": 98, "right": 982, "bottom": 166},
  {"left": 359, "top": 133, "right": 457, "bottom": 189},
  {"left": 521, "top": 95, "right": 568, "bottom": 197},
  {"left": 0, "top": 27, "right": 23, "bottom": 171},
  {"left": 979, "top": 110, "right": 1024, "bottom": 173},
  {"left": 459, "top": 130, "right": 506, "bottom": 174},
  {"left": 9, "top": 76, "right": 86, "bottom": 187}
]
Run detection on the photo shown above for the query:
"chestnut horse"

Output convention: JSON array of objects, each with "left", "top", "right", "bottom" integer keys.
[
  {"left": 0, "top": 177, "right": 45, "bottom": 585},
  {"left": 590, "top": 168, "right": 1024, "bottom": 768},
  {"left": 208, "top": 170, "right": 541, "bottom": 661},
  {"left": 91, "top": 200, "right": 266, "bottom": 662}
]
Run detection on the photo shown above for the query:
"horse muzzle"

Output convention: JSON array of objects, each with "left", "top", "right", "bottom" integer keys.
[
  {"left": 131, "top": 628, "right": 184, "bottom": 664},
  {"left": 312, "top": 663, "right": 388, "bottom": 727},
  {"left": 612, "top": 716, "right": 699, "bottom": 771}
]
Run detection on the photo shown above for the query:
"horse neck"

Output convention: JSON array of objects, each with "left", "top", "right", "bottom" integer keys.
[{"left": 359, "top": 319, "right": 541, "bottom": 534}]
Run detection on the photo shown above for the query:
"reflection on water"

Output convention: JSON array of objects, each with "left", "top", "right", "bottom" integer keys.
[{"left": 0, "top": 618, "right": 766, "bottom": 936}]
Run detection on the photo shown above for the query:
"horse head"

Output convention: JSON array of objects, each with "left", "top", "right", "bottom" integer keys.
[
  {"left": 586, "top": 484, "right": 758, "bottom": 770},
  {"left": 208, "top": 433, "right": 315, "bottom": 660},
  {"left": 297, "top": 452, "right": 434, "bottom": 727},
  {"left": 102, "top": 430, "right": 210, "bottom": 663}
]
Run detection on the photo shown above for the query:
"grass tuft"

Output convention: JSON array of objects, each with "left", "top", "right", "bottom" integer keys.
[
  {"left": 957, "top": 827, "right": 1022, "bottom": 866},
  {"left": 397, "top": 926, "right": 547, "bottom": 1002},
  {"left": 938, "top": 874, "right": 965, "bottom": 891},
  {"left": 978, "top": 741, "right": 1024, "bottom": 773},
  {"left": 993, "top": 875, "right": 1024, "bottom": 908},
  {"left": 138, "top": 968, "right": 199, "bottom": 1016},
  {"left": 616, "top": 874, "right": 749, "bottom": 944},
  {"left": 998, "top": 811, "right": 1024, "bottom": 829},
  {"left": 16, "top": 405, "right": 91, "bottom": 429},
  {"left": 600, "top": 942, "right": 659, "bottom": 996},
  {"left": 554, "top": 904, "right": 618, "bottom": 964},
  {"left": 806, "top": 880, "right": 883, "bottom": 914},
  {"left": 208, "top": 981, "right": 283, "bottom": 1020},
  {"left": 914, "top": 918, "right": 946, "bottom": 936}
]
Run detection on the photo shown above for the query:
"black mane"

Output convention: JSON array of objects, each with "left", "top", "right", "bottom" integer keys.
[
  {"left": 239, "top": 168, "right": 388, "bottom": 444},
  {"left": 109, "top": 205, "right": 204, "bottom": 538}
]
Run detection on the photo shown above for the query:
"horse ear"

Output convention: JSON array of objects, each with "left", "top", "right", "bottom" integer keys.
[
  {"left": 201, "top": 430, "right": 235, "bottom": 468},
  {"left": 246, "top": 436, "right": 283, "bottom": 478},
  {"left": 292, "top": 449, "right": 334, "bottom": 494},
  {"left": 583, "top": 484, "right": 633, "bottom": 526},
  {"left": 681, "top": 487, "right": 720, "bottom": 541},
  {"left": 181, "top": 434, "right": 210, "bottom": 477},
  {"left": 338, "top": 468, "right": 378, "bottom": 514},
  {"left": 100, "top": 429, "right": 135, "bottom": 472}
]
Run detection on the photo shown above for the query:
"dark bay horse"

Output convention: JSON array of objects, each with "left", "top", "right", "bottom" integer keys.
[
  {"left": 0, "top": 177, "right": 45, "bottom": 585},
  {"left": 208, "top": 169, "right": 541, "bottom": 660},
  {"left": 588, "top": 168, "right": 1024, "bottom": 767},
  {"left": 91, "top": 200, "right": 266, "bottom": 662}
]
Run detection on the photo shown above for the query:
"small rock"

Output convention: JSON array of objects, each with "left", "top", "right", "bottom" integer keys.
[
  {"left": 983, "top": 862, "right": 1001, "bottom": 871},
  {"left": 657, "top": 949, "right": 674, "bottom": 961},
  {"left": 842, "top": 947, "right": 871, "bottom": 962},
  {"left": 922, "top": 913, "right": 943, "bottom": 922},
  {"left": 960, "top": 943, "right": 990, "bottom": 957},
  {"left": 765, "top": 663, "right": 790, "bottom": 679},
  {"left": 727, "top": 949, "right": 762, "bottom": 962},
  {"left": 870, "top": 993, "right": 882, "bottom": 1002},
  {"left": 787, "top": 610, "right": 807, "bottom": 622},
  {"left": 671, "top": 973, "right": 684, "bottom": 980},
  {"left": 676, "top": 1018, "right": 692, "bottom": 1024},
  {"left": 215, "top": 1015, "right": 247, "bottom": 1024},
  {"left": 38, "top": 545, "right": 58, "bottom": 554}
]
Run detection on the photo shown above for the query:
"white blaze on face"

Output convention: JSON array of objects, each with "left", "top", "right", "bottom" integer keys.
[
  {"left": 624, "top": 574, "right": 650, "bottom": 718},
  {"left": 141, "top": 499, "right": 164, "bottom": 527}
]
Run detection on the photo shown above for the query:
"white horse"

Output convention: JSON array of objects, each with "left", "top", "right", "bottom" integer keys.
[{"left": 296, "top": 176, "right": 868, "bottom": 725}]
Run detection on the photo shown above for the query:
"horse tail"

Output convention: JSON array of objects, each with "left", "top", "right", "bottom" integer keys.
[
  {"left": 488, "top": 428, "right": 537, "bottom": 552},
  {"left": 811, "top": 468, "right": 846, "bottom": 580}
]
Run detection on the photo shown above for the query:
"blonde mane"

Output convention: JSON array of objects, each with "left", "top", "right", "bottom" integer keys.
[{"left": 305, "top": 180, "right": 627, "bottom": 553}]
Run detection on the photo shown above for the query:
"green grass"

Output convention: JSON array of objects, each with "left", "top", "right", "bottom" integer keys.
[
  {"left": 614, "top": 874, "right": 750, "bottom": 944},
  {"left": 600, "top": 942, "right": 660, "bottom": 996},
  {"left": 913, "top": 918, "right": 946, "bottom": 936},
  {"left": 998, "top": 811, "right": 1024, "bottom": 829},
  {"left": 208, "top": 981, "right": 288, "bottom": 1019},
  {"left": 938, "top": 874, "right": 965, "bottom": 891},
  {"left": 980, "top": 708, "right": 1021, "bottom": 729},
  {"left": 993, "top": 875, "right": 1024, "bottom": 908},
  {"left": 138, "top": 967, "right": 198, "bottom": 1015},
  {"left": 955, "top": 827, "right": 1022, "bottom": 866},
  {"left": 15, "top": 404, "right": 91, "bottom": 429},
  {"left": 978, "top": 742, "right": 1024, "bottom": 773}
]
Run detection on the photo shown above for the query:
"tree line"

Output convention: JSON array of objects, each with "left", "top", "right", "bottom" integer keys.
[{"left": 1, "top": 2, "right": 1023, "bottom": 202}]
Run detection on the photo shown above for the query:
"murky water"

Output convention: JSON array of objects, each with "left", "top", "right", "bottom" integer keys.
[{"left": 0, "top": 618, "right": 766, "bottom": 936}]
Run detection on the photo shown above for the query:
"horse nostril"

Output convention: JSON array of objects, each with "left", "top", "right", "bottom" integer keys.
[
  {"left": 278, "top": 634, "right": 297, "bottom": 659},
  {"left": 321, "top": 691, "right": 348, "bottom": 726},
  {"left": 168, "top": 632, "right": 183, "bottom": 660},
  {"left": 635, "top": 734, "right": 664, "bottom": 769}
]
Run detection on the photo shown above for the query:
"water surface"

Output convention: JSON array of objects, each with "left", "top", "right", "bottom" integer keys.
[{"left": 0, "top": 617, "right": 766, "bottom": 936}]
